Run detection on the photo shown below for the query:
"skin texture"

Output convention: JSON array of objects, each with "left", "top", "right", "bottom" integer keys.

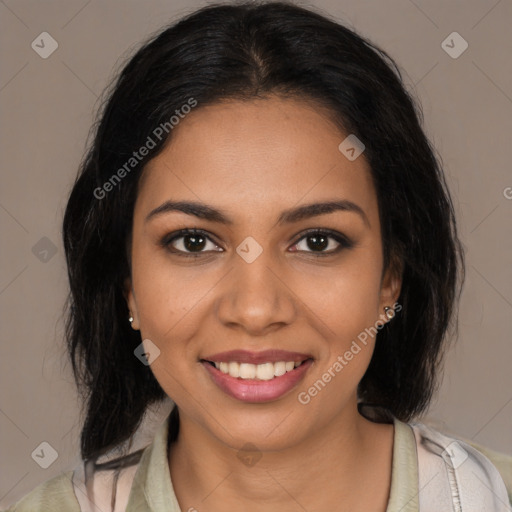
[{"left": 126, "top": 96, "right": 402, "bottom": 511}]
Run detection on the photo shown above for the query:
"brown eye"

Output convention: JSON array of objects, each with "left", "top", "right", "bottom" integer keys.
[
  {"left": 290, "top": 229, "right": 353, "bottom": 256},
  {"left": 161, "top": 229, "right": 222, "bottom": 257}
]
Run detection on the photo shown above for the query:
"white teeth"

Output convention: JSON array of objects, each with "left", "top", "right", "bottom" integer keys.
[
  {"left": 228, "top": 361, "right": 239, "bottom": 378},
  {"left": 212, "top": 360, "right": 306, "bottom": 380},
  {"left": 256, "top": 362, "right": 275, "bottom": 380},
  {"left": 274, "top": 361, "right": 286, "bottom": 376},
  {"left": 239, "top": 363, "right": 256, "bottom": 379}
]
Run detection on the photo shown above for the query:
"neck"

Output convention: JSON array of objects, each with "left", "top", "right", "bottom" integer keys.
[{"left": 168, "top": 400, "right": 392, "bottom": 511}]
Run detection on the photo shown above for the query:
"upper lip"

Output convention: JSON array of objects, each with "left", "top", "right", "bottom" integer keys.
[{"left": 201, "top": 349, "right": 313, "bottom": 365}]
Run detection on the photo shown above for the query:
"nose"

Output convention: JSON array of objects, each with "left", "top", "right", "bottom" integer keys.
[{"left": 215, "top": 248, "right": 296, "bottom": 336}]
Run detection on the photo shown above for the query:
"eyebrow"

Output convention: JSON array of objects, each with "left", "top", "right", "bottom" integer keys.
[{"left": 145, "top": 199, "right": 370, "bottom": 228}]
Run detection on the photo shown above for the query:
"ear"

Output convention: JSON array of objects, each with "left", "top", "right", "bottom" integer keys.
[
  {"left": 378, "top": 256, "right": 403, "bottom": 320},
  {"left": 124, "top": 276, "right": 140, "bottom": 330}
]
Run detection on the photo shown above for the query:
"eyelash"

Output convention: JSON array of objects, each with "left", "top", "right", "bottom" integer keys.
[{"left": 160, "top": 228, "right": 354, "bottom": 258}]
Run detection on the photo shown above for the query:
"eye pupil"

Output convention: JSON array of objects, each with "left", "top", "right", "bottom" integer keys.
[
  {"left": 184, "top": 234, "right": 206, "bottom": 252},
  {"left": 307, "top": 234, "right": 328, "bottom": 251}
]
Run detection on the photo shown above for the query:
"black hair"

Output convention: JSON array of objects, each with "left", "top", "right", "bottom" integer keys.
[{"left": 62, "top": 0, "right": 465, "bottom": 461}]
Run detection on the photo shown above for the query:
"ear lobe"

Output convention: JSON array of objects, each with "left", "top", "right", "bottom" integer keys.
[
  {"left": 123, "top": 277, "right": 140, "bottom": 330},
  {"left": 380, "top": 257, "right": 403, "bottom": 306}
]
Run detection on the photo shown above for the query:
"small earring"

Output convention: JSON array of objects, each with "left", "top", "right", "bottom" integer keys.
[
  {"left": 384, "top": 306, "right": 395, "bottom": 320},
  {"left": 128, "top": 315, "right": 134, "bottom": 323}
]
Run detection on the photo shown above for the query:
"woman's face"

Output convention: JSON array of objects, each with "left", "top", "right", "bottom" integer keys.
[{"left": 126, "top": 96, "right": 400, "bottom": 450}]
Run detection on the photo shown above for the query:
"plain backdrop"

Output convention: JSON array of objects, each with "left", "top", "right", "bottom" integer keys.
[{"left": 1, "top": 0, "right": 511, "bottom": 507}]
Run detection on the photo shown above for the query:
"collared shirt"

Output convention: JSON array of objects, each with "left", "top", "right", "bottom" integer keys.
[{"left": 4, "top": 407, "right": 511, "bottom": 511}]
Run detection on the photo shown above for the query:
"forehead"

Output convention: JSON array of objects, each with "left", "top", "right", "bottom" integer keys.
[{"left": 136, "top": 96, "right": 378, "bottom": 225}]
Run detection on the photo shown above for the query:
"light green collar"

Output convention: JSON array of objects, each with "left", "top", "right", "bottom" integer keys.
[
  {"left": 126, "top": 412, "right": 419, "bottom": 511},
  {"left": 386, "top": 417, "right": 419, "bottom": 511},
  {"left": 126, "top": 413, "right": 181, "bottom": 512}
]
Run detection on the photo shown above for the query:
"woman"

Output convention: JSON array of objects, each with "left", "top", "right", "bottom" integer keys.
[{"left": 5, "top": 1, "right": 510, "bottom": 511}]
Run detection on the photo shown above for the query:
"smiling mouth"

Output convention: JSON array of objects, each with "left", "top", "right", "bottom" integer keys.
[{"left": 201, "top": 358, "right": 312, "bottom": 380}]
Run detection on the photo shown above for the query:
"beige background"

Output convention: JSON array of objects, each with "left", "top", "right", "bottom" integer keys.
[{"left": 1, "top": 0, "right": 511, "bottom": 507}]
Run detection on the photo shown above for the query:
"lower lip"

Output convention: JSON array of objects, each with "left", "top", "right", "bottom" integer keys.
[{"left": 201, "top": 359, "right": 313, "bottom": 403}]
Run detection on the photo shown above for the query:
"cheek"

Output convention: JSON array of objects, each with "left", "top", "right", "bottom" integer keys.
[
  {"left": 300, "top": 255, "right": 384, "bottom": 385},
  {"left": 301, "top": 256, "right": 382, "bottom": 338},
  {"left": 131, "top": 241, "right": 203, "bottom": 321},
  {"left": 297, "top": 266, "right": 382, "bottom": 409},
  {"left": 130, "top": 246, "right": 191, "bottom": 351}
]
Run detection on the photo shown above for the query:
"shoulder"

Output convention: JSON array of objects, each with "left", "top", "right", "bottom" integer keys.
[
  {"left": 2, "top": 470, "right": 81, "bottom": 512},
  {"left": 71, "top": 450, "right": 144, "bottom": 512},
  {"left": 3, "top": 448, "right": 147, "bottom": 512},
  {"left": 3, "top": 408, "right": 173, "bottom": 512},
  {"left": 409, "top": 421, "right": 512, "bottom": 511}
]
